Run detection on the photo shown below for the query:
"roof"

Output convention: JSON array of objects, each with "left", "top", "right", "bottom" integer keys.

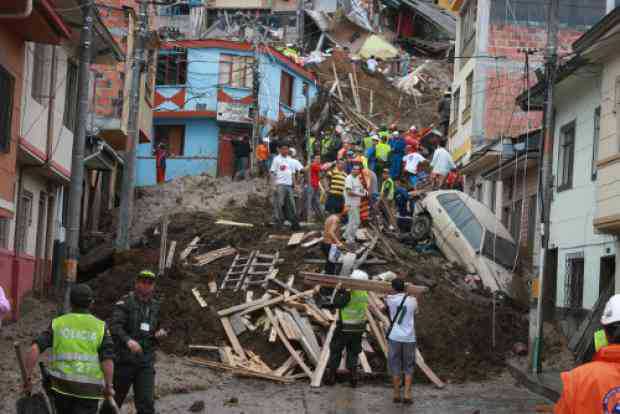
[
  {"left": 381, "top": 0, "right": 455, "bottom": 37},
  {"left": 161, "top": 39, "right": 317, "bottom": 81},
  {"left": 573, "top": 6, "right": 620, "bottom": 52}
]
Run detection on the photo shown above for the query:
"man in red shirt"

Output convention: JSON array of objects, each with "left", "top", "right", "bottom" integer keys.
[
  {"left": 154, "top": 143, "right": 167, "bottom": 184},
  {"left": 306, "top": 154, "right": 324, "bottom": 221}
]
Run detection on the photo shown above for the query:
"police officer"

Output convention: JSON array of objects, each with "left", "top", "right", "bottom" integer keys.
[
  {"left": 24, "top": 284, "right": 115, "bottom": 414},
  {"left": 321, "top": 270, "right": 370, "bottom": 388},
  {"left": 102, "top": 270, "right": 167, "bottom": 414}
]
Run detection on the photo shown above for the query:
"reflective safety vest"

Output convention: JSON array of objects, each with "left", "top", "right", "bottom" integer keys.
[
  {"left": 362, "top": 136, "right": 374, "bottom": 151},
  {"left": 321, "top": 136, "right": 333, "bottom": 156},
  {"left": 376, "top": 142, "right": 391, "bottom": 162},
  {"left": 308, "top": 136, "right": 316, "bottom": 155},
  {"left": 340, "top": 290, "right": 369, "bottom": 332},
  {"left": 378, "top": 130, "right": 390, "bottom": 140},
  {"left": 594, "top": 329, "right": 608, "bottom": 352},
  {"left": 50, "top": 313, "right": 105, "bottom": 399}
]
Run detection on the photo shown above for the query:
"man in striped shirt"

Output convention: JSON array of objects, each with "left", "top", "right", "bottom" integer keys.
[{"left": 325, "top": 160, "right": 347, "bottom": 214}]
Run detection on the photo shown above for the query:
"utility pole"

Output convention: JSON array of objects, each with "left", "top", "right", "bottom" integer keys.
[
  {"left": 250, "top": 45, "right": 261, "bottom": 176},
  {"left": 532, "top": 0, "right": 559, "bottom": 374},
  {"left": 297, "top": 0, "right": 304, "bottom": 51},
  {"left": 116, "top": 0, "right": 149, "bottom": 251},
  {"left": 63, "top": 0, "right": 94, "bottom": 312}
]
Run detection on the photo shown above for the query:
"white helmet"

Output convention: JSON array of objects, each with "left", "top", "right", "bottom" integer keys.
[
  {"left": 350, "top": 270, "right": 369, "bottom": 280},
  {"left": 601, "top": 294, "right": 620, "bottom": 326},
  {"left": 289, "top": 148, "right": 297, "bottom": 157}
]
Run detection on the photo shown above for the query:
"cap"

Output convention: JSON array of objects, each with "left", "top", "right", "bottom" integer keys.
[
  {"left": 391, "top": 278, "right": 406, "bottom": 292},
  {"left": 70, "top": 284, "right": 94, "bottom": 308},
  {"left": 392, "top": 131, "right": 399, "bottom": 136},
  {"left": 138, "top": 270, "right": 157, "bottom": 280},
  {"left": 602, "top": 294, "right": 620, "bottom": 326},
  {"left": 351, "top": 270, "right": 368, "bottom": 280}
]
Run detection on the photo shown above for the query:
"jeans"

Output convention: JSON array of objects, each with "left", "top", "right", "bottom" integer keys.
[
  {"left": 51, "top": 390, "right": 99, "bottom": 414},
  {"left": 306, "top": 186, "right": 322, "bottom": 220},
  {"left": 325, "top": 194, "right": 344, "bottom": 214},
  {"left": 328, "top": 328, "right": 363, "bottom": 371},
  {"left": 345, "top": 206, "right": 360, "bottom": 244},
  {"left": 234, "top": 156, "right": 249, "bottom": 180},
  {"left": 275, "top": 184, "right": 299, "bottom": 229}
]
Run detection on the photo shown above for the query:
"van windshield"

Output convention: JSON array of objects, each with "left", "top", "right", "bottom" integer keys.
[
  {"left": 481, "top": 232, "right": 518, "bottom": 269},
  {"left": 436, "top": 193, "right": 483, "bottom": 251}
]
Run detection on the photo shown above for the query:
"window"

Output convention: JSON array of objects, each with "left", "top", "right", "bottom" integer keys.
[
  {"left": 460, "top": 0, "right": 477, "bottom": 62},
  {"left": 0, "top": 65, "right": 14, "bottom": 153},
  {"left": 565, "top": 254, "right": 585, "bottom": 309},
  {"left": 452, "top": 87, "right": 460, "bottom": 125},
  {"left": 155, "top": 125, "right": 185, "bottom": 156},
  {"left": 490, "top": 180, "right": 497, "bottom": 213},
  {"left": 218, "top": 54, "right": 254, "bottom": 89},
  {"left": 476, "top": 183, "right": 483, "bottom": 202},
  {"left": 63, "top": 60, "right": 79, "bottom": 133},
  {"left": 491, "top": 0, "right": 605, "bottom": 28},
  {"left": 32, "top": 43, "right": 49, "bottom": 104},
  {"left": 464, "top": 72, "right": 473, "bottom": 117},
  {"left": 156, "top": 48, "right": 187, "bottom": 86},
  {"left": 558, "top": 121, "right": 575, "bottom": 191},
  {"left": 482, "top": 232, "right": 518, "bottom": 269},
  {"left": 280, "top": 71, "right": 294, "bottom": 108},
  {"left": 15, "top": 190, "right": 33, "bottom": 254},
  {"left": 592, "top": 107, "right": 600, "bottom": 181},
  {"left": 0, "top": 218, "right": 9, "bottom": 249},
  {"left": 437, "top": 193, "right": 484, "bottom": 251}
]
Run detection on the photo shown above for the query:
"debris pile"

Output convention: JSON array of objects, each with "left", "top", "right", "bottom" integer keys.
[{"left": 87, "top": 192, "right": 528, "bottom": 386}]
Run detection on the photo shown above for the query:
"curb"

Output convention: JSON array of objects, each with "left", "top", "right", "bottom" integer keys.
[{"left": 505, "top": 362, "right": 561, "bottom": 402}]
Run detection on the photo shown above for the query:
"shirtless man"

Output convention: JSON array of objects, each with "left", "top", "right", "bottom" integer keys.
[{"left": 322, "top": 209, "right": 347, "bottom": 275}]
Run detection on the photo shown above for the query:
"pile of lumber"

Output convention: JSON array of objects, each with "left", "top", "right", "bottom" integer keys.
[{"left": 187, "top": 275, "right": 444, "bottom": 388}]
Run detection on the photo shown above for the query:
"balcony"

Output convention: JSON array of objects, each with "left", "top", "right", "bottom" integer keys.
[{"left": 154, "top": 14, "right": 194, "bottom": 39}]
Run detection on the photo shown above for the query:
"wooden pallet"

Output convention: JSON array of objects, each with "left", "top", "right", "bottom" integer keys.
[
  {"left": 242, "top": 251, "right": 279, "bottom": 290},
  {"left": 220, "top": 251, "right": 257, "bottom": 291}
]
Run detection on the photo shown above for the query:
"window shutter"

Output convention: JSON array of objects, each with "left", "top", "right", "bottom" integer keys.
[{"left": 0, "top": 66, "right": 14, "bottom": 153}]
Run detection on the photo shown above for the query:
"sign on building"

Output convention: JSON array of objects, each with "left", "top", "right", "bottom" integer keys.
[{"left": 217, "top": 100, "right": 252, "bottom": 124}]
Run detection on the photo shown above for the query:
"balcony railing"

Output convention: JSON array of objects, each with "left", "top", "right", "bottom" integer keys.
[{"left": 154, "top": 14, "right": 194, "bottom": 38}]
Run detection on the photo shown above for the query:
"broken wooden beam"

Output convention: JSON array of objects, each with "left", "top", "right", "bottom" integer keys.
[
  {"left": 310, "top": 321, "right": 337, "bottom": 387},
  {"left": 188, "top": 357, "right": 293, "bottom": 383},
  {"left": 193, "top": 246, "right": 237, "bottom": 266},
  {"left": 287, "top": 232, "right": 305, "bottom": 247},
  {"left": 165, "top": 240, "right": 177, "bottom": 268},
  {"left": 179, "top": 236, "right": 200, "bottom": 262},
  {"left": 416, "top": 349, "right": 445, "bottom": 389},
  {"left": 217, "top": 289, "right": 315, "bottom": 317},
  {"left": 191, "top": 287, "right": 207, "bottom": 308},
  {"left": 302, "top": 272, "right": 429, "bottom": 295},
  {"left": 301, "top": 237, "right": 323, "bottom": 248},
  {"left": 220, "top": 317, "right": 247, "bottom": 360},
  {"left": 215, "top": 220, "right": 254, "bottom": 228}
]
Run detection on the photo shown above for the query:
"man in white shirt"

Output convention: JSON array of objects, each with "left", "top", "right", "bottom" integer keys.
[
  {"left": 385, "top": 278, "right": 419, "bottom": 405},
  {"left": 344, "top": 164, "right": 366, "bottom": 245},
  {"left": 430, "top": 139, "right": 456, "bottom": 188},
  {"left": 270, "top": 143, "right": 303, "bottom": 231},
  {"left": 366, "top": 55, "right": 378, "bottom": 73},
  {"left": 402, "top": 147, "right": 426, "bottom": 188}
]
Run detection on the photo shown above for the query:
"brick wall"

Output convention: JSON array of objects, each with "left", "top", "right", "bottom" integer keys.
[{"left": 482, "top": 24, "right": 584, "bottom": 142}]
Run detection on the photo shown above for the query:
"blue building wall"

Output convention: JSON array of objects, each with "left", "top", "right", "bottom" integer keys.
[{"left": 137, "top": 44, "right": 318, "bottom": 187}]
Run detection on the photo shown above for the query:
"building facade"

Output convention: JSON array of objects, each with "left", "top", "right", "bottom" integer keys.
[{"left": 136, "top": 39, "right": 317, "bottom": 186}]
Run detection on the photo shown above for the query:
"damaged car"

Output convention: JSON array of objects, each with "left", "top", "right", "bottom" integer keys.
[{"left": 410, "top": 190, "right": 517, "bottom": 295}]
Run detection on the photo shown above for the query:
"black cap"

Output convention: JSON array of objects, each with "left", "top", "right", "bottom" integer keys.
[
  {"left": 391, "top": 278, "right": 406, "bottom": 292},
  {"left": 70, "top": 284, "right": 94, "bottom": 308}
]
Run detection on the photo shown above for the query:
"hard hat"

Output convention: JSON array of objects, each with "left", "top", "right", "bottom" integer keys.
[
  {"left": 351, "top": 270, "right": 368, "bottom": 280},
  {"left": 70, "top": 284, "right": 94, "bottom": 308},
  {"left": 138, "top": 270, "right": 157, "bottom": 279},
  {"left": 392, "top": 131, "right": 399, "bottom": 136},
  {"left": 290, "top": 148, "right": 297, "bottom": 157},
  {"left": 371, "top": 135, "right": 380, "bottom": 141},
  {"left": 601, "top": 294, "right": 620, "bottom": 326}
]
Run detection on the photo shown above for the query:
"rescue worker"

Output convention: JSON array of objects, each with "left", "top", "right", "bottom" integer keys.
[
  {"left": 389, "top": 131, "right": 406, "bottom": 179},
  {"left": 322, "top": 270, "right": 370, "bottom": 388},
  {"left": 102, "top": 270, "right": 167, "bottom": 414},
  {"left": 24, "top": 284, "right": 115, "bottom": 414},
  {"left": 555, "top": 294, "right": 620, "bottom": 413},
  {"left": 375, "top": 136, "right": 391, "bottom": 184}
]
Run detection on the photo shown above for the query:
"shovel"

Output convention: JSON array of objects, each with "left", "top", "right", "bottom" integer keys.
[{"left": 15, "top": 342, "right": 51, "bottom": 414}]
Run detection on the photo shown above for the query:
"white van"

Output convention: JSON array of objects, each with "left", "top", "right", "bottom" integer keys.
[{"left": 411, "top": 190, "right": 517, "bottom": 295}]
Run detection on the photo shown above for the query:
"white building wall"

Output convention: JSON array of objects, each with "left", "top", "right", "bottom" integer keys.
[
  {"left": 550, "top": 72, "right": 617, "bottom": 309},
  {"left": 52, "top": 50, "right": 75, "bottom": 173},
  {"left": 14, "top": 169, "right": 49, "bottom": 257}
]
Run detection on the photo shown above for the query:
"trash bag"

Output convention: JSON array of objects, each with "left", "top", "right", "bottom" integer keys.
[{"left": 16, "top": 393, "right": 51, "bottom": 414}]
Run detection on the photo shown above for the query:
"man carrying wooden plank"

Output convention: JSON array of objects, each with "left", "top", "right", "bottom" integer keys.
[
  {"left": 320, "top": 270, "right": 370, "bottom": 388},
  {"left": 385, "top": 278, "right": 419, "bottom": 405}
]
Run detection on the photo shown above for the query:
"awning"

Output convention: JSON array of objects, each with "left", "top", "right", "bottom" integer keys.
[
  {"left": 84, "top": 139, "right": 124, "bottom": 171},
  {"left": 358, "top": 35, "right": 399, "bottom": 60},
  {"left": 0, "top": 0, "right": 72, "bottom": 44}
]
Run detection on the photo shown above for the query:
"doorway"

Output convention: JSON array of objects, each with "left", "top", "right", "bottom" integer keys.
[
  {"left": 542, "top": 248, "right": 558, "bottom": 321},
  {"left": 600, "top": 255, "right": 616, "bottom": 295}
]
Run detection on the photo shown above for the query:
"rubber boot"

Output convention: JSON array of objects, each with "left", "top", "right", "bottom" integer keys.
[
  {"left": 403, "top": 375, "right": 413, "bottom": 405},
  {"left": 324, "top": 367, "right": 337, "bottom": 386},
  {"left": 349, "top": 367, "right": 358, "bottom": 388},
  {"left": 392, "top": 376, "right": 402, "bottom": 403}
]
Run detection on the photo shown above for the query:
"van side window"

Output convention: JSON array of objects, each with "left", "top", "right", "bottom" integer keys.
[{"left": 437, "top": 193, "right": 483, "bottom": 251}]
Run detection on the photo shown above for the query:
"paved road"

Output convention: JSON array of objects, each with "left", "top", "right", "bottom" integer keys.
[{"left": 153, "top": 375, "right": 551, "bottom": 414}]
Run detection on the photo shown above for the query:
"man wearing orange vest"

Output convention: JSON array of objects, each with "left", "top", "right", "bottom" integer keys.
[{"left": 555, "top": 294, "right": 620, "bottom": 413}]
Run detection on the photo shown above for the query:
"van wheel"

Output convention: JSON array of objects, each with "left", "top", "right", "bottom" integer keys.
[{"left": 411, "top": 215, "right": 432, "bottom": 241}]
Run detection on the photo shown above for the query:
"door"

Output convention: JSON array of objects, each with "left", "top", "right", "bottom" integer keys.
[
  {"left": 217, "top": 133, "right": 234, "bottom": 178},
  {"left": 600, "top": 256, "right": 616, "bottom": 295},
  {"left": 34, "top": 192, "right": 48, "bottom": 296},
  {"left": 542, "top": 248, "right": 558, "bottom": 322}
]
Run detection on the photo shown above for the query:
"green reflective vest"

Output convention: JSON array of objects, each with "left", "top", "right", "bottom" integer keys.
[
  {"left": 308, "top": 136, "right": 316, "bottom": 155},
  {"left": 340, "top": 290, "right": 369, "bottom": 332},
  {"left": 362, "top": 136, "right": 374, "bottom": 151},
  {"left": 376, "top": 142, "right": 391, "bottom": 162},
  {"left": 594, "top": 329, "right": 608, "bottom": 352},
  {"left": 321, "top": 136, "right": 333, "bottom": 156},
  {"left": 378, "top": 130, "right": 389, "bottom": 140},
  {"left": 50, "top": 313, "right": 105, "bottom": 399}
]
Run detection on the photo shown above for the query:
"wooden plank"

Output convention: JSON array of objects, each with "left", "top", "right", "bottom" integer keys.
[
  {"left": 361, "top": 338, "right": 374, "bottom": 353},
  {"left": 359, "top": 351, "right": 372, "bottom": 374},
  {"left": 354, "top": 236, "right": 379, "bottom": 268},
  {"left": 303, "top": 258, "right": 387, "bottom": 265},
  {"left": 220, "top": 317, "right": 247, "bottom": 360},
  {"left": 415, "top": 349, "right": 445, "bottom": 388},
  {"left": 274, "top": 354, "right": 298, "bottom": 377},
  {"left": 268, "top": 234, "right": 290, "bottom": 240},
  {"left": 241, "top": 316, "right": 257, "bottom": 332},
  {"left": 179, "top": 236, "right": 200, "bottom": 261},
  {"left": 366, "top": 309, "right": 388, "bottom": 357},
  {"left": 368, "top": 292, "right": 391, "bottom": 327},
  {"left": 215, "top": 219, "right": 254, "bottom": 228},
  {"left": 287, "top": 232, "right": 305, "bottom": 246},
  {"left": 283, "top": 275, "right": 294, "bottom": 299},
  {"left": 218, "top": 346, "right": 235, "bottom": 366},
  {"left": 302, "top": 272, "right": 429, "bottom": 295},
  {"left": 301, "top": 231, "right": 320, "bottom": 241},
  {"left": 217, "top": 289, "right": 315, "bottom": 317},
  {"left": 268, "top": 326, "right": 277, "bottom": 343},
  {"left": 165, "top": 241, "right": 177, "bottom": 268},
  {"left": 310, "top": 321, "right": 337, "bottom": 388},
  {"left": 332, "top": 61, "right": 343, "bottom": 100},
  {"left": 246, "top": 291, "right": 254, "bottom": 303},
  {"left": 191, "top": 287, "right": 208, "bottom": 308},
  {"left": 269, "top": 278, "right": 334, "bottom": 322},
  {"left": 194, "top": 246, "right": 237, "bottom": 265},
  {"left": 208, "top": 281, "right": 217, "bottom": 293},
  {"left": 277, "top": 308, "right": 303, "bottom": 340},
  {"left": 288, "top": 308, "right": 321, "bottom": 358},
  {"left": 188, "top": 345, "right": 219, "bottom": 351},
  {"left": 229, "top": 314, "right": 247, "bottom": 336},
  {"left": 301, "top": 237, "right": 323, "bottom": 248},
  {"left": 264, "top": 307, "right": 314, "bottom": 378},
  {"left": 188, "top": 357, "right": 293, "bottom": 383}
]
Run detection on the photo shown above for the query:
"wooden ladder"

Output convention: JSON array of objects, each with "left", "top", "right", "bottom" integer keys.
[
  {"left": 220, "top": 251, "right": 257, "bottom": 291},
  {"left": 242, "top": 251, "right": 280, "bottom": 290}
]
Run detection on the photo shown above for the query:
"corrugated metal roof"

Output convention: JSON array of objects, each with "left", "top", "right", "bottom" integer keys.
[{"left": 385, "top": 0, "right": 456, "bottom": 37}]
